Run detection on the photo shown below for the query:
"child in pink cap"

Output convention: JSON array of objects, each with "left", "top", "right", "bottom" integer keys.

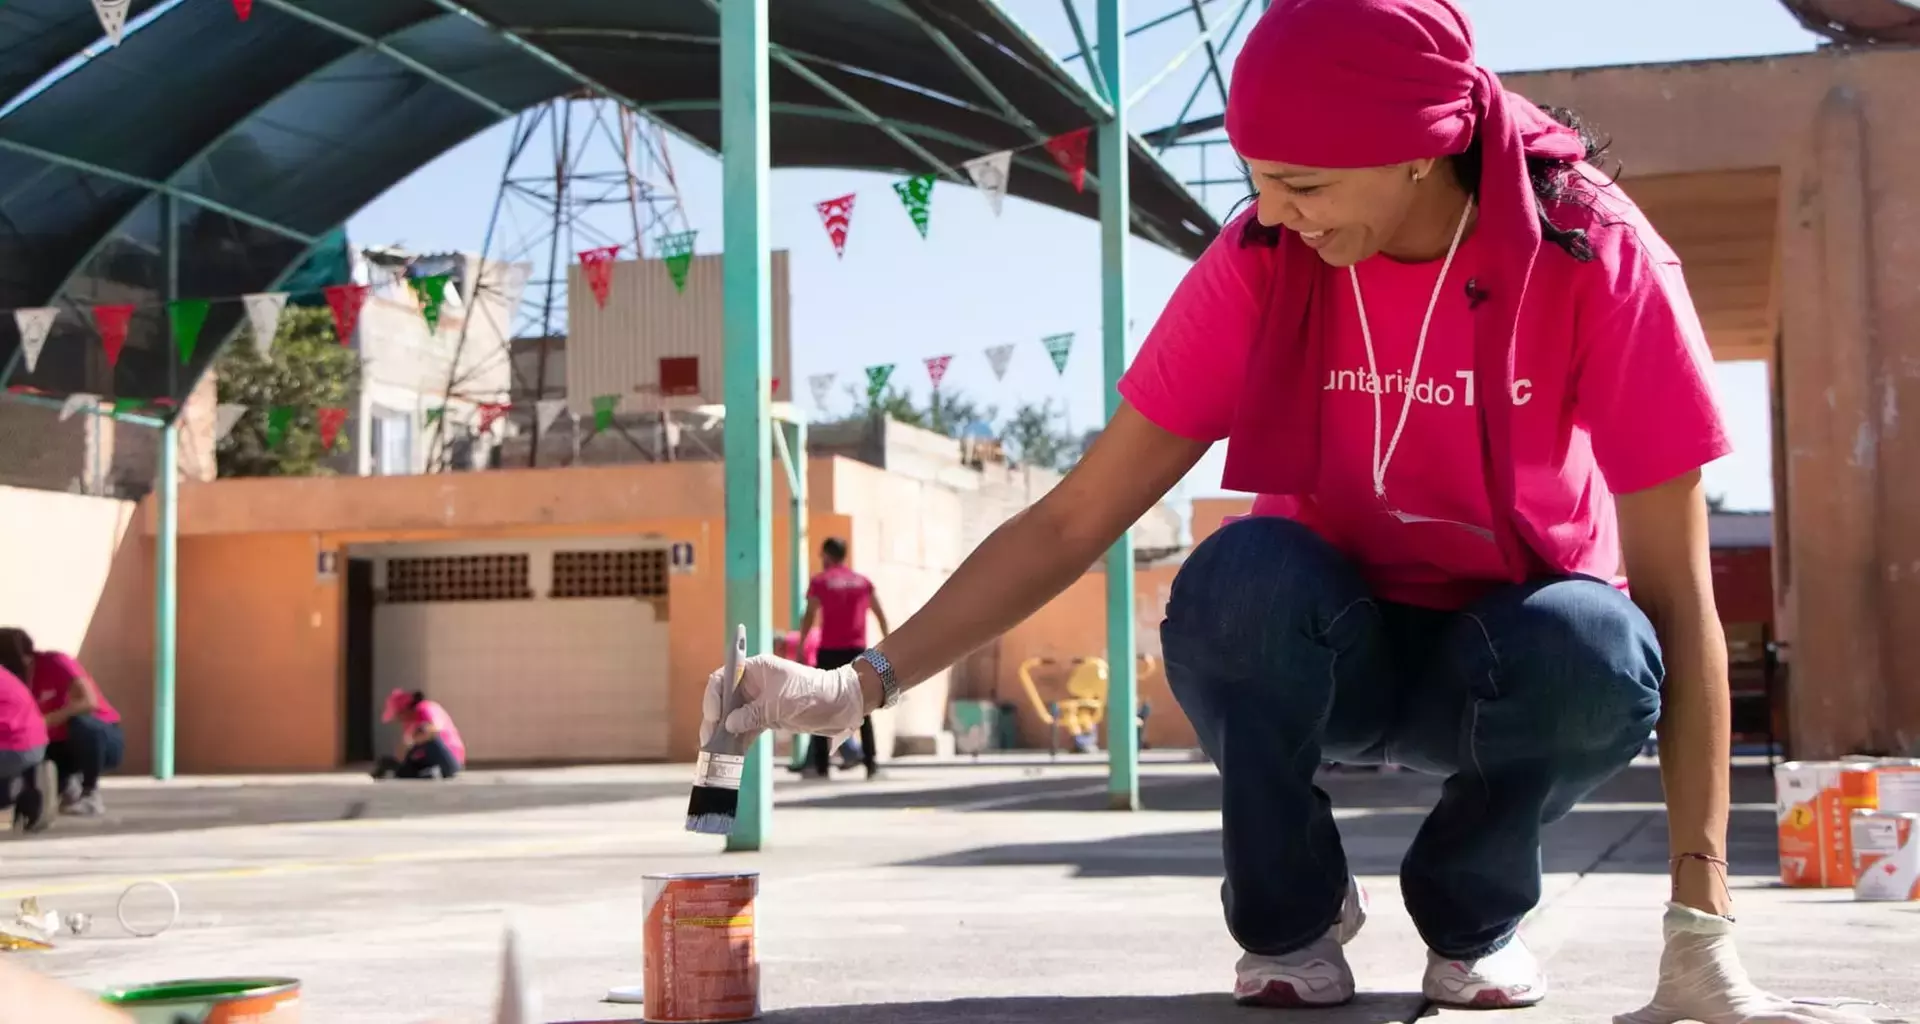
[{"left": 373, "top": 689, "right": 466, "bottom": 780}]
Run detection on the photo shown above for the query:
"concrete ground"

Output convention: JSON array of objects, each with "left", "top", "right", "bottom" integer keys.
[{"left": 0, "top": 757, "right": 1915, "bottom": 1023}]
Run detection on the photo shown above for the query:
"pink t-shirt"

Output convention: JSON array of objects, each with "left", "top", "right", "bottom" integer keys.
[
  {"left": 1120, "top": 168, "right": 1731, "bottom": 609},
  {"left": 0, "top": 668, "right": 48, "bottom": 753},
  {"left": 407, "top": 699, "right": 466, "bottom": 767},
  {"left": 808, "top": 566, "right": 875, "bottom": 650},
  {"left": 29, "top": 651, "right": 120, "bottom": 742}
]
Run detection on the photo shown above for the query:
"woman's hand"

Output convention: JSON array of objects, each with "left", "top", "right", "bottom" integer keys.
[
  {"left": 1616, "top": 903, "right": 1881, "bottom": 1024},
  {"left": 700, "top": 655, "right": 868, "bottom": 747}
]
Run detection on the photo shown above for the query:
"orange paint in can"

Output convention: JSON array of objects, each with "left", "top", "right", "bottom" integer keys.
[{"left": 642, "top": 871, "right": 760, "bottom": 1022}]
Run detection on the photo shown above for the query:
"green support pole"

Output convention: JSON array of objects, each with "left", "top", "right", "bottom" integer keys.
[
  {"left": 153, "top": 194, "right": 180, "bottom": 781},
  {"left": 721, "top": 0, "right": 775, "bottom": 851},
  {"left": 1098, "top": 0, "right": 1140, "bottom": 811},
  {"left": 783, "top": 418, "right": 812, "bottom": 773}
]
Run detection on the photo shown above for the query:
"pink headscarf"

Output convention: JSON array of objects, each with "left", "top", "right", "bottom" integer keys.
[
  {"left": 381, "top": 688, "right": 414, "bottom": 724},
  {"left": 1219, "top": 0, "right": 1587, "bottom": 581}
]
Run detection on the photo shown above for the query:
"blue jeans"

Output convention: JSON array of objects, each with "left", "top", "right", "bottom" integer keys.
[{"left": 1162, "top": 517, "right": 1661, "bottom": 960}]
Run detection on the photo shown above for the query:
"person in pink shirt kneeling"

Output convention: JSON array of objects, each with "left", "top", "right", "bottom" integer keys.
[
  {"left": 701, "top": 3, "right": 1858, "bottom": 1021},
  {"left": 373, "top": 689, "right": 466, "bottom": 780},
  {"left": 0, "top": 646, "right": 51, "bottom": 834},
  {"left": 0, "top": 628, "right": 122, "bottom": 817}
]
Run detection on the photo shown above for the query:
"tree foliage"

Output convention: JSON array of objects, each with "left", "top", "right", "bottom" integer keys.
[
  {"left": 829, "top": 383, "right": 1083, "bottom": 472},
  {"left": 215, "top": 304, "right": 360, "bottom": 478}
]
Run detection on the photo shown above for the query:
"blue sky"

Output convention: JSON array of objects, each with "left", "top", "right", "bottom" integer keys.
[{"left": 348, "top": 0, "right": 1822, "bottom": 514}]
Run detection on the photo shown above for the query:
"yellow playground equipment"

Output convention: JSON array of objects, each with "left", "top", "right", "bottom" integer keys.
[{"left": 1015, "top": 654, "right": 1158, "bottom": 756}]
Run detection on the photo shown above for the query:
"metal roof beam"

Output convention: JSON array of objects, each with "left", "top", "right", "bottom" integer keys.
[
  {"left": 0, "top": 136, "right": 317, "bottom": 243},
  {"left": 416, "top": 0, "right": 719, "bottom": 159},
  {"left": 695, "top": 0, "right": 962, "bottom": 184},
  {"left": 1127, "top": 0, "right": 1250, "bottom": 110},
  {"left": 1058, "top": 0, "right": 1110, "bottom": 104},
  {"left": 874, "top": 0, "right": 1049, "bottom": 143},
  {"left": 253, "top": 0, "right": 515, "bottom": 118}
]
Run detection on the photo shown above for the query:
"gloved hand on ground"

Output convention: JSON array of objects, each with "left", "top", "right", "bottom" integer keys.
[
  {"left": 1615, "top": 902, "right": 1884, "bottom": 1024},
  {"left": 701, "top": 654, "right": 867, "bottom": 747}
]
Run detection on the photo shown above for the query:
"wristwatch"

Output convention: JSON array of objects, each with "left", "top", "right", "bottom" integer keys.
[{"left": 854, "top": 648, "right": 901, "bottom": 710}]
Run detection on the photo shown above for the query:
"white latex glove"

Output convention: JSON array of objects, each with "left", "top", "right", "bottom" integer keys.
[
  {"left": 1616, "top": 903, "right": 1885, "bottom": 1024},
  {"left": 699, "top": 654, "right": 867, "bottom": 747}
]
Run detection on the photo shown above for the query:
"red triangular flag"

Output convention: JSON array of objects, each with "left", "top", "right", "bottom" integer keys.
[
  {"left": 476, "top": 402, "right": 510, "bottom": 433},
  {"left": 771, "top": 378, "right": 781, "bottom": 396},
  {"left": 92, "top": 304, "right": 134, "bottom": 367},
  {"left": 318, "top": 407, "right": 348, "bottom": 450},
  {"left": 578, "top": 245, "right": 620, "bottom": 307},
  {"left": 815, "top": 194, "right": 856, "bottom": 259},
  {"left": 925, "top": 355, "right": 953, "bottom": 390},
  {"left": 231, "top": 0, "right": 253, "bottom": 19},
  {"left": 1045, "top": 127, "right": 1092, "bottom": 193},
  {"left": 323, "top": 284, "right": 369, "bottom": 346}
]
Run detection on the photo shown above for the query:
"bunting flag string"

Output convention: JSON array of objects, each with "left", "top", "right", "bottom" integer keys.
[
  {"left": 1045, "top": 128, "right": 1091, "bottom": 193},
  {"left": 985, "top": 343, "right": 1016, "bottom": 381},
  {"left": 1042, "top": 332, "right": 1074, "bottom": 375},
  {"left": 92, "top": 305, "right": 133, "bottom": 367},
  {"left": 265, "top": 406, "right": 294, "bottom": 449},
  {"left": 13, "top": 308, "right": 56, "bottom": 374},
  {"left": 924, "top": 355, "right": 952, "bottom": 391},
  {"left": 214, "top": 403, "right": 247, "bottom": 443},
  {"left": 59, "top": 394, "right": 97, "bottom": 422},
  {"left": 231, "top": 0, "right": 254, "bottom": 20},
  {"left": 323, "top": 283, "right": 368, "bottom": 345},
  {"left": 816, "top": 193, "right": 856, "bottom": 258},
  {"left": 243, "top": 292, "right": 287, "bottom": 357},
  {"left": 92, "top": 0, "right": 130, "bottom": 46},
  {"left": 476, "top": 402, "right": 511, "bottom": 433},
  {"left": 800, "top": 374, "right": 832, "bottom": 411},
  {"left": 658, "top": 231, "right": 697, "bottom": 293},
  {"left": 892, "top": 176, "right": 936, "bottom": 239},
  {"left": 168, "top": 299, "right": 210, "bottom": 364},
  {"left": 864, "top": 364, "right": 895, "bottom": 401},
  {"left": 963, "top": 151, "right": 1012, "bottom": 216},
  {"left": 408, "top": 274, "right": 451, "bottom": 332},
  {"left": 590, "top": 394, "right": 620, "bottom": 431},
  {"left": 535, "top": 398, "right": 568, "bottom": 434},
  {"left": 579, "top": 245, "right": 620, "bottom": 307}
]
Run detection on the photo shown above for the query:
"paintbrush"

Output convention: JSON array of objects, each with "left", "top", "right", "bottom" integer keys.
[{"left": 686, "top": 624, "right": 749, "bottom": 835}]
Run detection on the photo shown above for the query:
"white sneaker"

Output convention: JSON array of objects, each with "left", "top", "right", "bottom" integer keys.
[
  {"left": 1233, "top": 876, "right": 1369, "bottom": 1008},
  {"left": 1422, "top": 935, "right": 1548, "bottom": 1008}
]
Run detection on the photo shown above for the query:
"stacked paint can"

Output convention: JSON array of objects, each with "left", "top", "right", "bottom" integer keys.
[
  {"left": 99, "top": 978, "right": 300, "bottom": 1023},
  {"left": 1775, "top": 757, "right": 1920, "bottom": 900},
  {"left": 642, "top": 871, "right": 761, "bottom": 1022}
]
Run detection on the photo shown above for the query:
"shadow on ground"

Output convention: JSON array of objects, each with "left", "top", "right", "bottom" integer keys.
[
  {"left": 44, "top": 778, "right": 692, "bottom": 838},
  {"left": 756, "top": 992, "right": 1423, "bottom": 1023}
]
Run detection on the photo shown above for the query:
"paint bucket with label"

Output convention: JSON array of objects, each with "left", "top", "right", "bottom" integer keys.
[
  {"left": 642, "top": 871, "right": 759, "bottom": 1022},
  {"left": 100, "top": 977, "right": 300, "bottom": 1023}
]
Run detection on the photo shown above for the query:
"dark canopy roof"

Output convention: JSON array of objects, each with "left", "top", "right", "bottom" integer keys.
[{"left": 0, "top": 0, "right": 1219, "bottom": 413}]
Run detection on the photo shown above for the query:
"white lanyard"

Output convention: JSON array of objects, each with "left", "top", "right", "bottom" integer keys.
[{"left": 1346, "top": 198, "right": 1474, "bottom": 504}]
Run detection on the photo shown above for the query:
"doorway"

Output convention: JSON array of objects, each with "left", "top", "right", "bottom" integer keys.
[{"left": 343, "top": 557, "right": 375, "bottom": 764}]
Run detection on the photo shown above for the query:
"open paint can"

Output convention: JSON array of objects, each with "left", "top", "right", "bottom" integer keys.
[
  {"left": 642, "top": 871, "right": 760, "bottom": 1022},
  {"left": 100, "top": 977, "right": 300, "bottom": 1023}
]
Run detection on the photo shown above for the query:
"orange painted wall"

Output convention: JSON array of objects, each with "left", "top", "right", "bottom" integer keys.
[
  {"left": 1191, "top": 497, "right": 1254, "bottom": 546},
  {"left": 155, "top": 462, "right": 847, "bottom": 771}
]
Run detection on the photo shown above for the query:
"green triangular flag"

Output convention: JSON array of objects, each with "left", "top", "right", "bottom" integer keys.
[
  {"left": 426, "top": 406, "right": 444, "bottom": 425},
  {"left": 267, "top": 406, "right": 295, "bottom": 449},
  {"left": 592, "top": 394, "right": 618, "bottom": 431},
  {"left": 864, "top": 364, "right": 895, "bottom": 401},
  {"left": 112, "top": 397, "right": 143, "bottom": 415},
  {"left": 168, "top": 298, "right": 210, "bottom": 364},
  {"left": 408, "top": 274, "right": 451, "bottom": 331},
  {"left": 658, "top": 230, "right": 697, "bottom": 293},
  {"left": 1042, "top": 332, "right": 1074, "bottom": 375},
  {"left": 891, "top": 175, "right": 935, "bottom": 239}
]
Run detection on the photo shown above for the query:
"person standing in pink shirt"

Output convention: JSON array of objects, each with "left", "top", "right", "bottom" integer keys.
[
  {"left": 373, "top": 689, "right": 466, "bottom": 780},
  {"left": 0, "top": 628, "right": 121, "bottom": 817},
  {"left": 701, "top": 3, "right": 1859, "bottom": 1020},
  {"left": 799, "top": 538, "right": 888, "bottom": 779}
]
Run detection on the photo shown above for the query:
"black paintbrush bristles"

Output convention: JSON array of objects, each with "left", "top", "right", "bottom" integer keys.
[{"left": 685, "top": 782, "right": 740, "bottom": 835}]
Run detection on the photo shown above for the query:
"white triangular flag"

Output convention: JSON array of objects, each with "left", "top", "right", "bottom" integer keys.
[
  {"left": 91, "top": 0, "right": 130, "bottom": 45},
  {"left": 535, "top": 398, "right": 566, "bottom": 434},
  {"left": 808, "top": 372, "right": 836, "bottom": 408},
  {"left": 242, "top": 292, "right": 288, "bottom": 358},
  {"left": 59, "top": 393, "right": 99, "bottom": 422},
  {"left": 963, "top": 150, "right": 1013, "bottom": 217},
  {"left": 985, "top": 343, "right": 1016, "bottom": 381},
  {"left": 13, "top": 307, "right": 58, "bottom": 374},
  {"left": 492, "top": 920, "right": 540, "bottom": 1024},
  {"left": 214, "top": 403, "right": 247, "bottom": 443}
]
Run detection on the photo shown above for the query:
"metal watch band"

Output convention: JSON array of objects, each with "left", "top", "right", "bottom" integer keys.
[{"left": 856, "top": 648, "right": 900, "bottom": 709}]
